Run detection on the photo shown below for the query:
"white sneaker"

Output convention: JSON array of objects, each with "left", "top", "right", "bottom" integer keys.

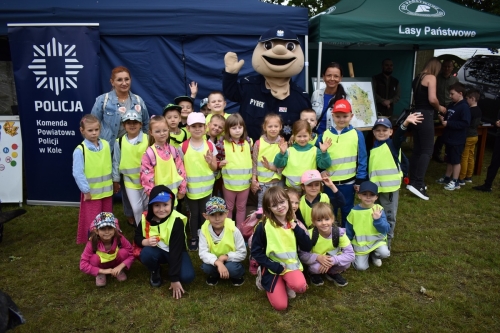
[
  {"left": 371, "top": 256, "right": 382, "bottom": 267},
  {"left": 286, "top": 285, "right": 296, "bottom": 299},
  {"left": 444, "top": 181, "right": 459, "bottom": 191},
  {"left": 407, "top": 185, "right": 429, "bottom": 200},
  {"left": 255, "top": 266, "right": 264, "bottom": 291}
]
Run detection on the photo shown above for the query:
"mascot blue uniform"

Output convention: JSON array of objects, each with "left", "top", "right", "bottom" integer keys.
[{"left": 223, "top": 26, "right": 311, "bottom": 141}]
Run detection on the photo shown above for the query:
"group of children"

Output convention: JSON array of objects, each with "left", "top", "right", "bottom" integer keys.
[{"left": 74, "top": 87, "right": 438, "bottom": 310}]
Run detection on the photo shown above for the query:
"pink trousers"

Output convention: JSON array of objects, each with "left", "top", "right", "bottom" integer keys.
[
  {"left": 266, "top": 270, "right": 307, "bottom": 311},
  {"left": 88, "top": 248, "right": 130, "bottom": 275},
  {"left": 77, "top": 194, "right": 113, "bottom": 244},
  {"left": 222, "top": 186, "right": 250, "bottom": 230}
]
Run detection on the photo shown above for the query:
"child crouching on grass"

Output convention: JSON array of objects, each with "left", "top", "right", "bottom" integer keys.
[
  {"left": 346, "top": 181, "right": 390, "bottom": 271},
  {"left": 80, "top": 212, "right": 134, "bottom": 287},
  {"left": 199, "top": 197, "right": 247, "bottom": 286},
  {"left": 299, "top": 203, "right": 354, "bottom": 287}
]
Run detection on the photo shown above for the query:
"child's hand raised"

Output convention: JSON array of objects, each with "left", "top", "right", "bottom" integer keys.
[
  {"left": 372, "top": 206, "right": 382, "bottom": 220},
  {"left": 319, "top": 137, "right": 332, "bottom": 153},
  {"left": 189, "top": 81, "right": 198, "bottom": 98},
  {"left": 404, "top": 113, "right": 423, "bottom": 126},
  {"left": 322, "top": 174, "right": 338, "bottom": 192},
  {"left": 204, "top": 150, "right": 214, "bottom": 164},
  {"left": 278, "top": 138, "right": 288, "bottom": 154}
]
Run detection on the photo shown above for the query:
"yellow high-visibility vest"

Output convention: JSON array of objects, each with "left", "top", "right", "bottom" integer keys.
[
  {"left": 76, "top": 140, "right": 112, "bottom": 199},
  {"left": 200, "top": 218, "right": 236, "bottom": 257},
  {"left": 369, "top": 144, "right": 402, "bottom": 193},
  {"left": 323, "top": 129, "right": 358, "bottom": 181},
  {"left": 264, "top": 219, "right": 302, "bottom": 274},
  {"left": 118, "top": 133, "right": 149, "bottom": 190},
  {"left": 221, "top": 140, "right": 252, "bottom": 191}
]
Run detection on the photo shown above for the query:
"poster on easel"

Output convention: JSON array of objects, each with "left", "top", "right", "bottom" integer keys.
[{"left": 0, "top": 116, "right": 23, "bottom": 204}]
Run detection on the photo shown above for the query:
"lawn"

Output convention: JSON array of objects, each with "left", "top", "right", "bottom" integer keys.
[{"left": 1, "top": 146, "right": 500, "bottom": 333}]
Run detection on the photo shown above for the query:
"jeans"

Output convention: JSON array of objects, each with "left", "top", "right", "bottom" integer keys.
[
  {"left": 325, "top": 183, "right": 354, "bottom": 228},
  {"left": 139, "top": 247, "right": 195, "bottom": 284},
  {"left": 409, "top": 109, "right": 435, "bottom": 189},
  {"left": 201, "top": 261, "right": 245, "bottom": 279}
]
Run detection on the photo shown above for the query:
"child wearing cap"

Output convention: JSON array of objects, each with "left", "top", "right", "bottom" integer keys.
[
  {"left": 112, "top": 109, "right": 149, "bottom": 226},
  {"left": 163, "top": 104, "right": 190, "bottom": 149},
  {"left": 316, "top": 99, "right": 368, "bottom": 228},
  {"left": 200, "top": 97, "right": 210, "bottom": 117},
  {"left": 346, "top": 181, "right": 390, "bottom": 270},
  {"left": 199, "top": 197, "right": 247, "bottom": 286},
  {"left": 179, "top": 112, "right": 218, "bottom": 251},
  {"left": 370, "top": 114, "right": 422, "bottom": 249},
  {"left": 134, "top": 185, "right": 195, "bottom": 299},
  {"left": 175, "top": 95, "right": 195, "bottom": 129},
  {"left": 80, "top": 212, "right": 134, "bottom": 287},
  {"left": 295, "top": 170, "right": 345, "bottom": 228}
]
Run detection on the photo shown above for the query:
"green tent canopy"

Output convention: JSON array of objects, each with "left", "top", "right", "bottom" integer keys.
[{"left": 309, "top": 0, "right": 500, "bottom": 49}]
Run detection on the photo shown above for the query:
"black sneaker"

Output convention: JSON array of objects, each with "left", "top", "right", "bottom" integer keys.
[
  {"left": 310, "top": 274, "right": 324, "bottom": 286},
  {"left": 325, "top": 273, "right": 348, "bottom": 287},
  {"left": 150, "top": 270, "right": 162, "bottom": 287},
  {"left": 231, "top": 277, "right": 245, "bottom": 287},
  {"left": 206, "top": 276, "right": 219, "bottom": 286},
  {"left": 407, "top": 185, "right": 429, "bottom": 200},
  {"left": 473, "top": 184, "right": 492, "bottom": 192},
  {"left": 188, "top": 238, "right": 199, "bottom": 251}
]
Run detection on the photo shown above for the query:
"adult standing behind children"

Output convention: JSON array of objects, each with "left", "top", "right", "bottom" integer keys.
[
  {"left": 406, "top": 58, "right": 447, "bottom": 201},
  {"left": 372, "top": 58, "right": 400, "bottom": 118},
  {"left": 311, "top": 62, "right": 347, "bottom": 135}
]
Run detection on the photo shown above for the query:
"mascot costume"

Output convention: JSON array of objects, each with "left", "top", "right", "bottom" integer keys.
[{"left": 223, "top": 26, "right": 311, "bottom": 141}]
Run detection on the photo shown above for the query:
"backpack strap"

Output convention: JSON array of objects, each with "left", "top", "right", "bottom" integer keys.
[
  {"left": 331, "top": 226, "right": 340, "bottom": 249},
  {"left": 102, "top": 93, "right": 109, "bottom": 112},
  {"left": 145, "top": 146, "right": 157, "bottom": 167},
  {"left": 79, "top": 143, "right": 85, "bottom": 161},
  {"left": 118, "top": 136, "right": 123, "bottom": 150},
  {"left": 311, "top": 227, "right": 320, "bottom": 247},
  {"left": 182, "top": 139, "right": 214, "bottom": 155}
]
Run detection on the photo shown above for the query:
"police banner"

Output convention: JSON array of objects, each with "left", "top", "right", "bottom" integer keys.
[{"left": 8, "top": 24, "right": 100, "bottom": 205}]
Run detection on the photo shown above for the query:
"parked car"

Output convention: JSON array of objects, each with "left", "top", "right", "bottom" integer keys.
[{"left": 456, "top": 54, "right": 500, "bottom": 125}]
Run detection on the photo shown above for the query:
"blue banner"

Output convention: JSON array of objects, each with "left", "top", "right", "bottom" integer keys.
[{"left": 8, "top": 25, "right": 100, "bottom": 205}]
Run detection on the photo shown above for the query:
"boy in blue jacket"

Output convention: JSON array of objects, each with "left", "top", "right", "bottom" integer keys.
[{"left": 436, "top": 83, "right": 471, "bottom": 191}]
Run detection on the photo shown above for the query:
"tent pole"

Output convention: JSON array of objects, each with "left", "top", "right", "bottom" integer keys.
[
  {"left": 317, "top": 42, "right": 322, "bottom": 91},
  {"left": 305, "top": 35, "right": 309, "bottom": 93}
]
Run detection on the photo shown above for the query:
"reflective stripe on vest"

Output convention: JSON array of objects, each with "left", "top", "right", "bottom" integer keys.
[
  {"left": 221, "top": 140, "right": 252, "bottom": 191},
  {"left": 77, "top": 140, "right": 113, "bottom": 199},
  {"left": 309, "top": 229, "right": 340, "bottom": 256},
  {"left": 282, "top": 146, "right": 316, "bottom": 188},
  {"left": 141, "top": 210, "right": 187, "bottom": 252},
  {"left": 323, "top": 129, "right": 358, "bottom": 181},
  {"left": 299, "top": 193, "right": 330, "bottom": 228},
  {"left": 201, "top": 218, "right": 236, "bottom": 257},
  {"left": 119, "top": 133, "right": 149, "bottom": 190},
  {"left": 183, "top": 141, "right": 215, "bottom": 199},
  {"left": 151, "top": 146, "right": 184, "bottom": 199},
  {"left": 257, "top": 139, "right": 281, "bottom": 182},
  {"left": 347, "top": 204, "right": 387, "bottom": 255},
  {"left": 369, "top": 144, "right": 402, "bottom": 193},
  {"left": 264, "top": 219, "right": 303, "bottom": 274}
]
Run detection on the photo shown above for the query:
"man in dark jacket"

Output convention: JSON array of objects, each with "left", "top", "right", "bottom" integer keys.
[{"left": 372, "top": 58, "right": 400, "bottom": 118}]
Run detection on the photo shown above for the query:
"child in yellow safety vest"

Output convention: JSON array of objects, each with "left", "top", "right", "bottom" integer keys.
[
  {"left": 295, "top": 170, "right": 345, "bottom": 228},
  {"left": 199, "top": 197, "right": 247, "bottom": 286},
  {"left": 179, "top": 112, "right": 218, "bottom": 252},
  {"left": 134, "top": 186, "right": 195, "bottom": 299},
  {"left": 112, "top": 109, "right": 149, "bottom": 227},
  {"left": 216, "top": 113, "right": 253, "bottom": 230},
  {"left": 73, "top": 115, "right": 113, "bottom": 244},
  {"left": 251, "top": 186, "right": 312, "bottom": 311},
  {"left": 80, "top": 212, "right": 134, "bottom": 287},
  {"left": 140, "top": 115, "right": 187, "bottom": 200},
  {"left": 346, "top": 181, "right": 390, "bottom": 271},
  {"left": 299, "top": 203, "right": 354, "bottom": 287},
  {"left": 163, "top": 104, "right": 190, "bottom": 149},
  {"left": 251, "top": 113, "right": 285, "bottom": 211},
  {"left": 370, "top": 114, "right": 421, "bottom": 250},
  {"left": 316, "top": 99, "right": 368, "bottom": 228},
  {"left": 274, "top": 120, "right": 332, "bottom": 190}
]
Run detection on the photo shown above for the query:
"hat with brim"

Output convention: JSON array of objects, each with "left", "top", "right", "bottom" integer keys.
[
  {"left": 200, "top": 98, "right": 208, "bottom": 109},
  {"left": 258, "top": 25, "right": 299, "bottom": 43},
  {"left": 205, "top": 197, "right": 228, "bottom": 215},
  {"left": 163, "top": 104, "right": 182, "bottom": 115},
  {"left": 93, "top": 212, "right": 117, "bottom": 229},
  {"left": 373, "top": 117, "right": 392, "bottom": 129},
  {"left": 121, "top": 109, "right": 142, "bottom": 122},
  {"left": 332, "top": 99, "right": 352, "bottom": 113},
  {"left": 358, "top": 181, "right": 378, "bottom": 195},
  {"left": 301, "top": 170, "right": 323, "bottom": 185},
  {"left": 174, "top": 96, "right": 194, "bottom": 106},
  {"left": 187, "top": 112, "right": 206, "bottom": 126},
  {"left": 149, "top": 191, "right": 172, "bottom": 204}
]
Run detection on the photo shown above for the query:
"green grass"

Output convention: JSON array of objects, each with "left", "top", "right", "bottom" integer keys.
[{"left": 2, "top": 145, "right": 500, "bottom": 332}]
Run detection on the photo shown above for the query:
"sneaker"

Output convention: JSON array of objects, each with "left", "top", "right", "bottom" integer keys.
[
  {"left": 188, "top": 238, "right": 199, "bottom": 251},
  {"left": 444, "top": 181, "right": 459, "bottom": 191},
  {"left": 206, "top": 276, "right": 219, "bottom": 286},
  {"left": 371, "top": 255, "right": 382, "bottom": 267},
  {"left": 458, "top": 179, "right": 466, "bottom": 186},
  {"left": 325, "top": 273, "right": 348, "bottom": 287},
  {"left": 436, "top": 177, "right": 449, "bottom": 184},
  {"left": 150, "top": 270, "right": 162, "bottom": 287},
  {"left": 473, "top": 184, "right": 492, "bottom": 192},
  {"left": 407, "top": 185, "right": 429, "bottom": 200},
  {"left": 255, "top": 266, "right": 264, "bottom": 290},
  {"left": 96, "top": 274, "right": 106, "bottom": 287},
  {"left": 286, "top": 285, "right": 296, "bottom": 299},
  {"left": 310, "top": 274, "right": 324, "bottom": 286},
  {"left": 116, "top": 270, "right": 127, "bottom": 282},
  {"left": 231, "top": 277, "right": 245, "bottom": 287},
  {"left": 464, "top": 177, "right": 473, "bottom": 183}
]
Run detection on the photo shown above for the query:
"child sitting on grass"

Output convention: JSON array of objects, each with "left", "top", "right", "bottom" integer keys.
[
  {"left": 199, "top": 197, "right": 247, "bottom": 286},
  {"left": 346, "top": 181, "right": 390, "bottom": 271},
  {"left": 80, "top": 212, "right": 134, "bottom": 287},
  {"left": 299, "top": 203, "right": 354, "bottom": 287}
]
